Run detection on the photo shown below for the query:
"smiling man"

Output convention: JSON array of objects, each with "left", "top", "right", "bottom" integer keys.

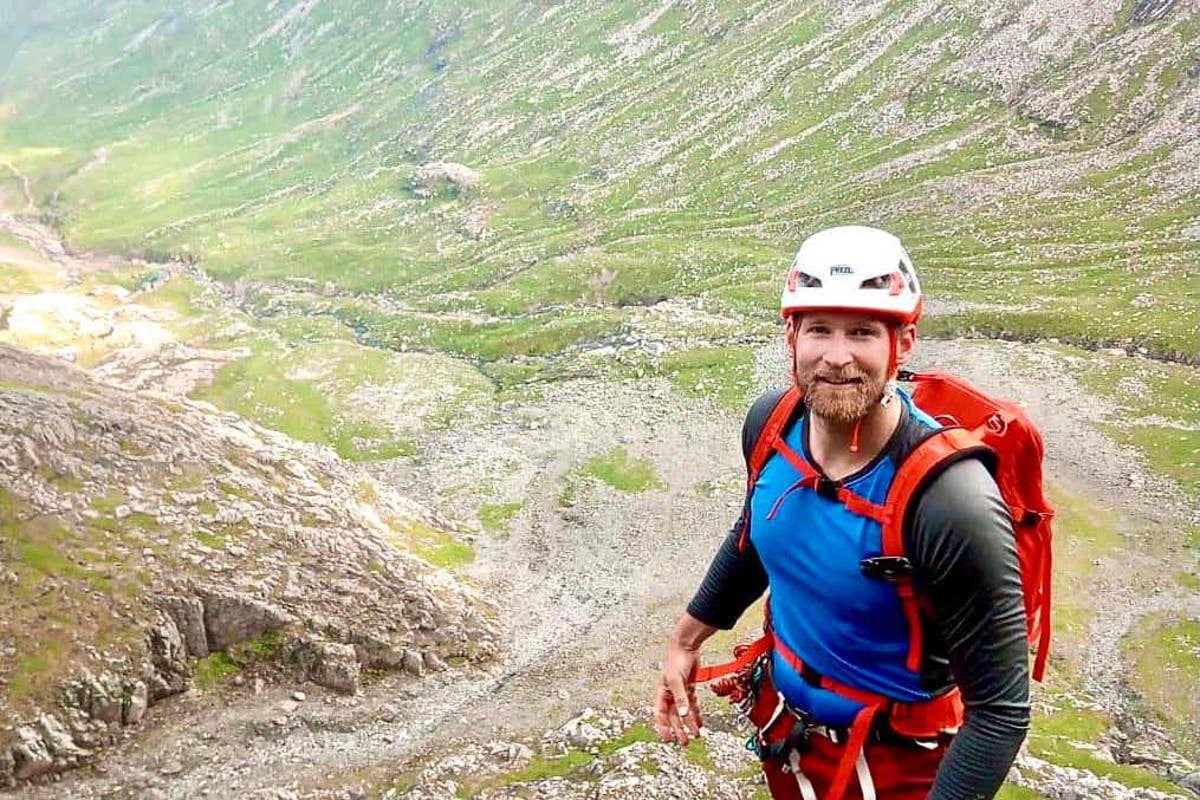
[{"left": 654, "top": 226, "right": 1030, "bottom": 799}]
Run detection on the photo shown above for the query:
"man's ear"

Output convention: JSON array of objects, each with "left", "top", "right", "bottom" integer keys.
[{"left": 894, "top": 323, "right": 917, "bottom": 366}]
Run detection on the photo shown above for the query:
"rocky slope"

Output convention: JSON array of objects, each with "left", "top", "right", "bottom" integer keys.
[
  {"left": 0, "top": 344, "right": 500, "bottom": 787},
  {"left": 2, "top": 1, "right": 1198, "bottom": 358}
]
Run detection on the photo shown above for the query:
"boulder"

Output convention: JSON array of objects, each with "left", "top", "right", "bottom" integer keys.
[
  {"left": 146, "top": 611, "right": 189, "bottom": 700},
  {"left": 10, "top": 726, "right": 52, "bottom": 781},
  {"left": 36, "top": 715, "right": 85, "bottom": 759},
  {"left": 123, "top": 680, "right": 149, "bottom": 725},
  {"left": 294, "top": 640, "right": 360, "bottom": 695},
  {"left": 410, "top": 162, "right": 480, "bottom": 198},
  {"left": 402, "top": 649, "right": 425, "bottom": 677},
  {"left": 66, "top": 671, "right": 124, "bottom": 724},
  {"left": 160, "top": 595, "right": 208, "bottom": 657},
  {"left": 200, "top": 591, "right": 292, "bottom": 651}
]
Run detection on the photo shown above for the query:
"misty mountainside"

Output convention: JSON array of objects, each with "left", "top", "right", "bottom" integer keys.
[{"left": 0, "top": 0, "right": 1198, "bottom": 366}]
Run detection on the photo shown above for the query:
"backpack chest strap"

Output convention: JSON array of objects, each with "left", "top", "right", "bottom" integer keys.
[{"left": 770, "top": 438, "right": 890, "bottom": 523}]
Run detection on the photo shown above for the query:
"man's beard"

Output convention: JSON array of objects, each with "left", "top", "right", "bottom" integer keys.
[{"left": 794, "top": 362, "right": 889, "bottom": 425}]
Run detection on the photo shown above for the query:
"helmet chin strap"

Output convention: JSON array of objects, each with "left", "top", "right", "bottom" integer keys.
[{"left": 851, "top": 329, "right": 901, "bottom": 454}]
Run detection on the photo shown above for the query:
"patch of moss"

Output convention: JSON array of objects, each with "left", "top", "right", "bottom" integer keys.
[
  {"left": 1122, "top": 614, "right": 1200, "bottom": 758},
  {"left": 478, "top": 501, "right": 522, "bottom": 536},
  {"left": 89, "top": 490, "right": 125, "bottom": 515},
  {"left": 193, "top": 651, "right": 240, "bottom": 691},
  {"left": 1028, "top": 705, "right": 1188, "bottom": 793},
  {"left": 386, "top": 519, "right": 475, "bottom": 570},
  {"left": 171, "top": 467, "right": 208, "bottom": 491},
  {"left": 231, "top": 629, "right": 288, "bottom": 662},
  {"left": 660, "top": 346, "right": 755, "bottom": 410},
  {"left": 193, "top": 630, "right": 289, "bottom": 691},
  {"left": 581, "top": 447, "right": 665, "bottom": 493},
  {"left": 497, "top": 750, "right": 595, "bottom": 785},
  {"left": 6, "top": 636, "right": 69, "bottom": 705},
  {"left": 194, "top": 530, "right": 227, "bottom": 549},
  {"left": 684, "top": 736, "right": 715, "bottom": 770},
  {"left": 41, "top": 467, "right": 83, "bottom": 493},
  {"left": 354, "top": 479, "right": 379, "bottom": 504},
  {"left": 126, "top": 511, "right": 158, "bottom": 531},
  {"left": 18, "top": 539, "right": 86, "bottom": 579},
  {"left": 218, "top": 480, "right": 254, "bottom": 501},
  {"left": 598, "top": 722, "right": 659, "bottom": 755}
]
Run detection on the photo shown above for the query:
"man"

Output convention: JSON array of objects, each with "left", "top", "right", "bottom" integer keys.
[{"left": 654, "top": 225, "right": 1030, "bottom": 799}]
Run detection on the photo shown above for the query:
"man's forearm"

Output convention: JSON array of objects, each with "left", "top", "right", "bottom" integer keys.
[
  {"left": 928, "top": 704, "right": 1029, "bottom": 799},
  {"left": 671, "top": 611, "right": 718, "bottom": 652}
]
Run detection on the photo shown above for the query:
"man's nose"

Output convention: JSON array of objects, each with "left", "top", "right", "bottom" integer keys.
[{"left": 822, "top": 336, "right": 853, "bottom": 369}]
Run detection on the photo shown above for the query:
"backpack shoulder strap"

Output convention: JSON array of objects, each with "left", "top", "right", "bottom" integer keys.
[
  {"left": 735, "top": 386, "right": 802, "bottom": 551},
  {"left": 740, "top": 387, "right": 796, "bottom": 466},
  {"left": 882, "top": 427, "right": 994, "bottom": 558},
  {"left": 880, "top": 426, "right": 994, "bottom": 672},
  {"left": 745, "top": 386, "right": 802, "bottom": 476}
]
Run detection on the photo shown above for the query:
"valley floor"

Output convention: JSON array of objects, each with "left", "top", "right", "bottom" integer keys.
[{"left": 2, "top": 213, "right": 1198, "bottom": 799}]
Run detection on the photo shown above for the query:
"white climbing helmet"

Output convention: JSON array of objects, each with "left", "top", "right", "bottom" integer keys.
[{"left": 780, "top": 225, "right": 923, "bottom": 324}]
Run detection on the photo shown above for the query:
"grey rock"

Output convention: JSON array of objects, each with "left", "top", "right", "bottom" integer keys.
[
  {"left": 146, "top": 611, "right": 189, "bottom": 700},
  {"left": 295, "top": 640, "right": 360, "bottom": 695},
  {"left": 67, "top": 671, "right": 124, "bottom": 724},
  {"left": 161, "top": 595, "right": 208, "bottom": 658},
  {"left": 424, "top": 652, "right": 447, "bottom": 672},
  {"left": 200, "top": 591, "right": 292, "bottom": 651},
  {"left": 123, "top": 680, "right": 149, "bottom": 725},
  {"left": 36, "top": 715, "right": 86, "bottom": 758},
  {"left": 11, "top": 726, "right": 53, "bottom": 781},
  {"left": 402, "top": 649, "right": 425, "bottom": 677},
  {"left": 1178, "top": 771, "right": 1200, "bottom": 793}
]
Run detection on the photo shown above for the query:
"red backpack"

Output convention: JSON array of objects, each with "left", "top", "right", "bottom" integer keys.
[{"left": 719, "top": 368, "right": 1054, "bottom": 682}]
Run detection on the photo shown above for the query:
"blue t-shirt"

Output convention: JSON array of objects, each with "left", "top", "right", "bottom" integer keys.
[{"left": 749, "top": 389, "right": 940, "bottom": 725}]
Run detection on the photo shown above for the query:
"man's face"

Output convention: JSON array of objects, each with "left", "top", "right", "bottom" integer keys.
[{"left": 787, "top": 312, "right": 908, "bottom": 424}]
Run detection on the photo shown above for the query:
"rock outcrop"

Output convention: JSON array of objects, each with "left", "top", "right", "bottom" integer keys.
[
  {"left": 409, "top": 161, "right": 480, "bottom": 198},
  {"left": 0, "top": 344, "right": 501, "bottom": 787}
]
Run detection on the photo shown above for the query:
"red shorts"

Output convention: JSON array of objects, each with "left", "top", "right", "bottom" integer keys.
[
  {"left": 744, "top": 669, "right": 950, "bottom": 800},
  {"left": 762, "top": 731, "right": 948, "bottom": 800}
]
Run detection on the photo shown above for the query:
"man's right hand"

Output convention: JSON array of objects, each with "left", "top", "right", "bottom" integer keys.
[{"left": 653, "top": 640, "right": 703, "bottom": 745}]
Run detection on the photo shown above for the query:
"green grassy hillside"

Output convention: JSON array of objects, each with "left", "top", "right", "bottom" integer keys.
[{"left": 1, "top": 0, "right": 1198, "bottom": 364}]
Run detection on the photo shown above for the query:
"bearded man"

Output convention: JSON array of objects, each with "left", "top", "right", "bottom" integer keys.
[{"left": 653, "top": 226, "right": 1030, "bottom": 799}]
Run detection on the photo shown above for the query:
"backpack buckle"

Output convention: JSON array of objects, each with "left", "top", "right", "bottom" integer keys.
[
  {"left": 859, "top": 556, "right": 913, "bottom": 581},
  {"left": 814, "top": 476, "right": 839, "bottom": 501}
]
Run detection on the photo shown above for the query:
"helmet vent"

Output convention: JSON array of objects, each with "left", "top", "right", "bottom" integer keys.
[{"left": 897, "top": 259, "right": 917, "bottom": 292}]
